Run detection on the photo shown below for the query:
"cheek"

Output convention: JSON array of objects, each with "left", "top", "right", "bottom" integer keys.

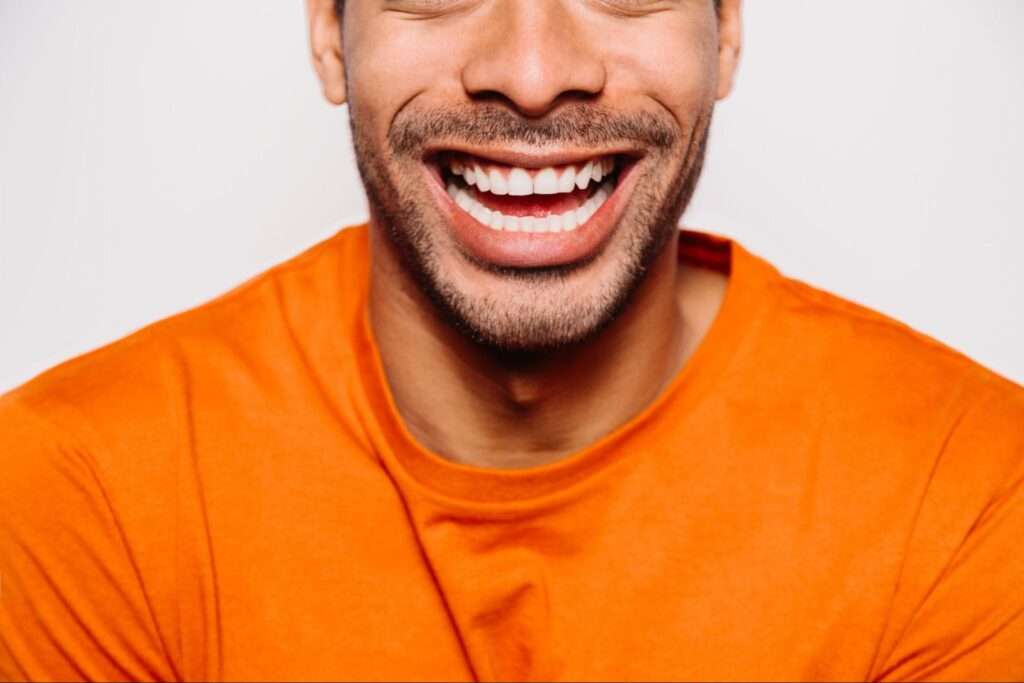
[
  {"left": 601, "top": 22, "right": 719, "bottom": 123},
  {"left": 345, "top": 19, "right": 468, "bottom": 137}
]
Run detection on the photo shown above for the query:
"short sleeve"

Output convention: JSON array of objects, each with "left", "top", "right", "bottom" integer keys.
[
  {"left": 0, "top": 397, "right": 175, "bottom": 681},
  {"left": 874, "top": 383, "right": 1024, "bottom": 682}
]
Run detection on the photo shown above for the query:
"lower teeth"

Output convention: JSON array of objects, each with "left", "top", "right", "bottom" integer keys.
[{"left": 446, "top": 179, "right": 615, "bottom": 233}]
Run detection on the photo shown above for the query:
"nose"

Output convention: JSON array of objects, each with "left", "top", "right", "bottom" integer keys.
[{"left": 460, "top": 0, "right": 607, "bottom": 118}]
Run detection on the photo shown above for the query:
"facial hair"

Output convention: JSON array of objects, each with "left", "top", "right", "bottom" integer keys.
[{"left": 349, "top": 100, "right": 713, "bottom": 354}]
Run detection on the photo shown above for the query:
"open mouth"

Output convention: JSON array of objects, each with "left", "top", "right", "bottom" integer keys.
[
  {"left": 423, "top": 147, "right": 640, "bottom": 268},
  {"left": 437, "top": 152, "right": 628, "bottom": 233}
]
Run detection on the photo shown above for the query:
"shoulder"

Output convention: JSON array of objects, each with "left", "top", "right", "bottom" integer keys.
[
  {"left": 763, "top": 261, "right": 1020, "bottom": 398},
  {"left": 719, "top": 237, "right": 1023, "bottom": 468},
  {"left": 0, "top": 224, "right": 371, "bottom": 478},
  {"left": 774, "top": 282, "right": 1024, "bottom": 681},
  {"left": 756, "top": 261, "right": 1023, "bottom": 462}
]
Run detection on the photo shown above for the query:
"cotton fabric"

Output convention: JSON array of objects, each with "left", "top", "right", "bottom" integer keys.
[{"left": 1, "top": 226, "right": 1022, "bottom": 681}]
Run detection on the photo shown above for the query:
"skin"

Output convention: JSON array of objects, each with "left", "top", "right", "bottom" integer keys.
[{"left": 306, "top": 0, "right": 742, "bottom": 469}]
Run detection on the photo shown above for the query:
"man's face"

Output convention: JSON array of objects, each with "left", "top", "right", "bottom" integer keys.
[{"left": 330, "top": 0, "right": 737, "bottom": 351}]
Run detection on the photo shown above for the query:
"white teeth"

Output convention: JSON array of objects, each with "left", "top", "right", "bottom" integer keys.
[
  {"left": 452, "top": 156, "right": 615, "bottom": 197},
  {"left": 533, "top": 168, "right": 559, "bottom": 195},
  {"left": 575, "top": 203, "right": 591, "bottom": 225},
  {"left": 558, "top": 166, "right": 577, "bottom": 193},
  {"left": 474, "top": 164, "right": 490, "bottom": 192},
  {"left": 507, "top": 168, "right": 533, "bottom": 196},
  {"left": 451, "top": 177, "right": 615, "bottom": 234},
  {"left": 471, "top": 203, "right": 491, "bottom": 225},
  {"left": 576, "top": 162, "right": 593, "bottom": 190},
  {"left": 447, "top": 154, "right": 617, "bottom": 233},
  {"left": 488, "top": 169, "right": 508, "bottom": 195}
]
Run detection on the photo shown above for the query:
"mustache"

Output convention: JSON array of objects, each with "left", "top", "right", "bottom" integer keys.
[{"left": 387, "top": 103, "right": 679, "bottom": 157}]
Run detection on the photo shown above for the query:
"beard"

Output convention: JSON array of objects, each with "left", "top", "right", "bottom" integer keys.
[{"left": 349, "top": 100, "right": 713, "bottom": 354}]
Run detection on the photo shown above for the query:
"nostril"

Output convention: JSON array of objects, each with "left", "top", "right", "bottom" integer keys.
[
  {"left": 466, "top": 88, "right": 602, "bottom": 120},
  {"left": 468, "top": 89, "right": 517, "bottom": 107}
]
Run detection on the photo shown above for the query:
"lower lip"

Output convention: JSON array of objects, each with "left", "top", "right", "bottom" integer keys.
[{"left": 425, "top": 160, "right": 639, "bottom": 269}]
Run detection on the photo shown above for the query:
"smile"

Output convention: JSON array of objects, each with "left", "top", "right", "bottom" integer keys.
[
  {"left": 424, "top": 146, "right": 640, "bottom": 269},
  {"left": 441, "top": 153, "right": 622, "bottom": 233}
]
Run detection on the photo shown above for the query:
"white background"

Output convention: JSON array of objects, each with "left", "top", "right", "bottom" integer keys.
[{"left": 1, "top": 1, "right": 1022, "bottom": 392}]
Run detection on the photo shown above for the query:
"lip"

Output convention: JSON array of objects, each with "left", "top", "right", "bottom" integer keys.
[
  {"left": 424, "top": 151, "right": 642, "bottom": 269},
  {"left": 424, "top": 144, "right": 643, "bottom": 170}
]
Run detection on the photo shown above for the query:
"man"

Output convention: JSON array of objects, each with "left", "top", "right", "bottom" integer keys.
[{"left": 1, "top": 0, "right": 1021, "bottom": 680}]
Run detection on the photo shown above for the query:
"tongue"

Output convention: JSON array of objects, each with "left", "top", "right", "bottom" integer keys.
[{"left": 473, "top": 186, "right": 591, "bottom": 217}]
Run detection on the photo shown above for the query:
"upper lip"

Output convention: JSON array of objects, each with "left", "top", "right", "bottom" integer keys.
[{"left": 425, "top": 144, "right": 644, "bottom": 169}]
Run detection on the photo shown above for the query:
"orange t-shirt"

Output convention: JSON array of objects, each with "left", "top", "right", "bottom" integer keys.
[{"left": 1, "top": 226, "right": 1022, "bottom": 682}]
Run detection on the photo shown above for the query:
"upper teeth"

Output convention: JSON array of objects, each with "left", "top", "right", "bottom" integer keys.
[{"left": 451, "top": 156, "right": 615, "bottom": 196}]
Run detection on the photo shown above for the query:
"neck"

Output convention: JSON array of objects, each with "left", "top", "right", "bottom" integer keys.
[{"left": 368, "top": 228, "right": 726, "bottom": 470}]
